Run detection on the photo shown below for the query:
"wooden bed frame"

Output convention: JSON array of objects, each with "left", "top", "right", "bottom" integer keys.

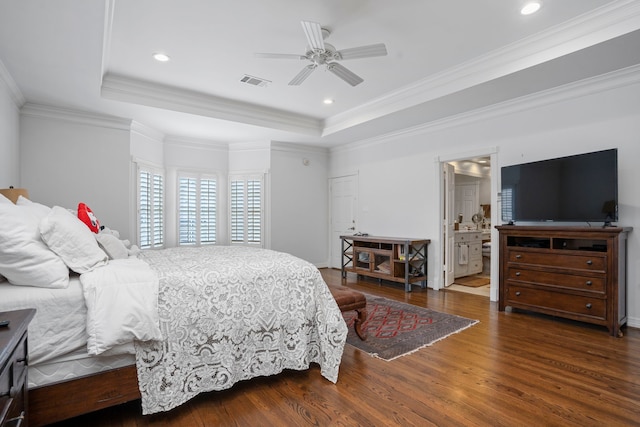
[
  {"left": 28, "top": 284, "right": 366, "bottom": 426},
  {"left": 29, "top": 366, "right": 141, "bottom": 427}
]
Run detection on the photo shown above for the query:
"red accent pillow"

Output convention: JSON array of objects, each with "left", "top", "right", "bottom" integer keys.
[{"left": 77, "top": 203, "right": 100, "bottom": 233}]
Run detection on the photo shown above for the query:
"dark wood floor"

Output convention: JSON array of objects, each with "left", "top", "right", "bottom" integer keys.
[{"left": 48, "top": 269, "right": 640, "bottom": 426}]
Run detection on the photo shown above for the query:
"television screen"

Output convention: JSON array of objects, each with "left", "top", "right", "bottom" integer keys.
[{"left": 501, "top": 149, "right": 618, "bottom": 224}]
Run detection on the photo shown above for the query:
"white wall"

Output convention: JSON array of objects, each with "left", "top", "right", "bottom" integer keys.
[
  {"left": 330, "top": 71, "right": 640, "bottom": 327},
  {"left": 19, "top": 106, "right": 132, "bottom": 238},
  {"left": 0, "top": 67, "right": 20, "bottom": 187},
  {"left": 163, "top": 137, "right": 230, "bottom": 247},
  {"left": 270, "top": 143, "right": 329, "bottom": 266}
]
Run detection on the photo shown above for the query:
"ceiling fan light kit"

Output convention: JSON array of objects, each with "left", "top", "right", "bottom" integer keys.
[{"left": 256, "top": 20, "right": 387, "bottom": 87}]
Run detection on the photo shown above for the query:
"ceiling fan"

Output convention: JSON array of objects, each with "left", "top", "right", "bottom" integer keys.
[{"left": 255, "top": 20, "right": 387, "bottom": 87}]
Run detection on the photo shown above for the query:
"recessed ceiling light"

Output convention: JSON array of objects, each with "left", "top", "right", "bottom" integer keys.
[
  {"left": 323, "top": 99, "right": 334, "bottom": 105},
  {"left": 152, "top": 52, "right": 170, "bottom": 62},
  {"left": 521, "top": 1, "right": 542, "bottom": 15}
]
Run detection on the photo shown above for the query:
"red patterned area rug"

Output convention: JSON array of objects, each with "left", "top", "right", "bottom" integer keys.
[{"left": 343, "top": 294, "right": 478, "bottom": 361}]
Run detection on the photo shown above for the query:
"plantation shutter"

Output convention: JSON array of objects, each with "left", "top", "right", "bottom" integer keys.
[
  {"left": 230, "top": 180, "right": 244, "bottom": 243},
  {"left": 501, "top": 187, "right": 514, "bottom": 223},
  {"left": 230, "top": 175, "right": 263, "bottom": 246},
  {"left": 138, "top": 167, "right": 164, "bottom": 249},
  {"left": 178, "top": 177, "right": 197, "bottom": 245},
  {"left": 178, "top": 174, "right": 217, "bottom": 246},
  {"left": 200, "top": 178, "right": 217, "bottom": 244},
  {"left": 247, "top": 179, "right": 261, "bottom": 243},
  {"left": 152, "top": 173, "right": 164, "bottom": 246}
]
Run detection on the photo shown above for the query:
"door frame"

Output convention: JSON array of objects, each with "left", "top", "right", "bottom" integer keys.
[
  {"left": 437, "top": 148, "right": 499, "bottom": 301},
  {"left": 328, "top": 172, "right": 359, "bottom": 269}
]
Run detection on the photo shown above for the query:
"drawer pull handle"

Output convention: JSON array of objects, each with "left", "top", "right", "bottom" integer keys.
[
  {"left": 515, "top": 272, "right": 521, "bottom": 276},
  {"left": 586, "top": 303, "right": 592, "bottom": 309},
  {"left": 586, "top": 260, "right": 593, "bottom": 266},
  {"left": 515, "top": 291, "right": 521, "bottom": 296},
  {"left": 586, "top": 281, "right": 592, "bottom": 286},
  {"left": 515, "top": 254, "right": 522, "bottom": 259},
  {"left": 6, "top": 413, "right": 25, "bottom": 427}
]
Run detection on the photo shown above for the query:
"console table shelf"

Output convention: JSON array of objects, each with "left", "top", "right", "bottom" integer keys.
[
  {"left": 497, "top": 226, "right": 631, "bottom": 337},
  {"left": 340, "top": 235, "right": 429, "bottom": 292}
]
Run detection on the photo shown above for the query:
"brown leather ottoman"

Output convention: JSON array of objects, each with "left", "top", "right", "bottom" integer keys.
[{"left": 328, "top": 285, "right": 367, "bottom": 340}]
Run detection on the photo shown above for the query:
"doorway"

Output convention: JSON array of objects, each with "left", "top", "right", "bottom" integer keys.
[
  {"left": 329, "top": 174, "right": 358, "bottom": 269},
  {"left": 439, "top": 150, "right": 498, "bottom": 301}
]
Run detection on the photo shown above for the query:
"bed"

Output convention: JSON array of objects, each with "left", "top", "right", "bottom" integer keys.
[{"left": 0, "top": 193, "right": 348, "bottom": 426}]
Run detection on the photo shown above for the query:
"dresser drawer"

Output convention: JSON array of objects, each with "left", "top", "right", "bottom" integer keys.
[
  {"left": 455, "top": 232, "right": 481, "bottom": 243},
  {"left": 506, "top": 268, "right": 605, "bottom": 293},
  {"left": 0, "top": 333, "right": 28, "bottom": 427},
  {"left": 507, "top": 251, "right": 606, "bottom": 272},
  {"left": 506, "top": 285, "right": 606, "bottom": 319}
]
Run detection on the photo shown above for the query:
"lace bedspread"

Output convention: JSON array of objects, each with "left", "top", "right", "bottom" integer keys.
[{"left": 135, "top": 246, "right": 347, "bottom": 414}]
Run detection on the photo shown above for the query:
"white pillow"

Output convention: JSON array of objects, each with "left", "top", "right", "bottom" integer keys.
[
  {"left": 80, "top": 258, "right": 163, "bottom": 355},
  {"left": 95, "top": 233, "right": 129, "bottom": 259},
  {"left": 0, "top": 201, "right": 69, "bottom": 288},
  {"left": 16, "top": 195, "right": 51, "bottom": 219},
  {"left": 40, "top": 206, "right": 109, "bottom": 274},
  {"left": 0, "top": 193, "right": 12, "bottom": 205}
]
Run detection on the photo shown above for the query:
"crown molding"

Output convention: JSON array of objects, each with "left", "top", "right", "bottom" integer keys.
[
  {"left": 101, "top": 73, "right": 323, "bottom": 136},
  {"left": 331, "top": 63, "right": 640, "bottom": 154},
  {"left": 228, "top": 141, "right": 272, "bottom": 152},
  {"left": 164, "top": 135, "right": 229, "bottom": 152},
  {"left": 130, "top": 120, "right": 165, "bottom": 142},
  {"left": 323, "top": 0, "right": 640, "bottom": 137},
  {"left": 20, "top": 102, "right": 131, "bottom": 130},
  {"left": 271, "top": 141, "right": 329, "bottom": 155},
  {"left": 0, "top": 58, "right": 25, "bottom": 107}
]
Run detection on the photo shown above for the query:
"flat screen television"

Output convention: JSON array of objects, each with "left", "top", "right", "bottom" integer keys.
[{"left": 501, "top": 148, "right": 618, "bottom": 225}]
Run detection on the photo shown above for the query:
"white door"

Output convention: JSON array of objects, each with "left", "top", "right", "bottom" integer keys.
[
  {"left": 457, "top": 183, "right": 479, "bottom": 226},
  {"left": 443, "top": 163, "right": 455, "bottom": 287},
  {"left": 329, "top": 175, "right": 358, "bottom": 269}
]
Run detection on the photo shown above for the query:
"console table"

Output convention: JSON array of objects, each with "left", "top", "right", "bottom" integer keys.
[
  {"left": 340, "top": 235, "right": 429, "bottom": 292},
  {"left": 497, "top": 226, "right": 631, "bottom": 336}
]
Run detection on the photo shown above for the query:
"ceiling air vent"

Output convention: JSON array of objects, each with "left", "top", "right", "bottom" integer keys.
[{"left": 240, "top": 74, "right": 271, "bottom": 87}]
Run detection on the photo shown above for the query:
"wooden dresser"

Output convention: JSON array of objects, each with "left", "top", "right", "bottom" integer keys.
[
  {"left": 497, "top": 226, "right": 631, "bottom": 336},
  {"left": 1, "top": 309, "right": 36, "bottom": 427}
]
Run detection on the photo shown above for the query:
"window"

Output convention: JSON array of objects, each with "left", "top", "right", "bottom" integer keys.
[
  {"left": 178, "top": 174, "right": 217, "bottom": 245},
  {"left": 230, "top": 174, "right": 263, "bottom": 245},
  {"left": 138, "top": 166, "right": 164, "bottom": 249},
  {"left": 501, "top": 187, "right": 514, "bottom": 223}
]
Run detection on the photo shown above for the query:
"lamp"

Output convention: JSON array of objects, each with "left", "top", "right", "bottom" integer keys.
[{"left": 0, "top": 186, "right": 30, "bottom": 204}]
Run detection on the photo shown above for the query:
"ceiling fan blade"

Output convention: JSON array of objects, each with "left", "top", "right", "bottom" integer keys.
[
  {"left": 289, "top": 64, "right": 317, "bottom": 85},
  {"left": 327, "top": 62, "right": 363, "bottom": 86},
  {"left": 255, "top": 52, "right": 306, "bottom": 60},
  {"left": 336, "top": 43, "right": 388, "bottom": 60},
  {"left": 301, "top": 20, "right": 325, "bottom": 51}
]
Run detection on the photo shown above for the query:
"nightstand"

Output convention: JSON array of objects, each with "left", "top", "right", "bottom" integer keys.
[{"left": 1, "top": 309, "right": 36, "bottom": 427}]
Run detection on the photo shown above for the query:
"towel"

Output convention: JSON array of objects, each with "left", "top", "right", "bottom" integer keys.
[{"left": 458, "top": 244, "right": 469, "bottom": 265}]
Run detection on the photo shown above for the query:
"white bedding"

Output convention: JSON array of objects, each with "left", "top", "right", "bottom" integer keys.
[
  {"left": 0, "top": 276, "right": 87, "bottom": 364},
  {"left": 79, "top": 257, "right": 163, "bottom": 355},
  {"left": 28, "top": 347, "right": 134, "bottom": 388},
  {"left": 1, "top": 245, "right": 347, "bottom": 415},
  {"left": 135, "top": 246, "right": 348, "bottom": 415}
]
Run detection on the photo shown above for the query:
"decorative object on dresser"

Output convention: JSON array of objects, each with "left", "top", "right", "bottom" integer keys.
[
  {"left": 340, "top": 235, "right": 429, "bottom": 292},
  {"left": 497, "top": 226, "right": 631, "bottom": 337},
  {"left": 0, "top": 309, "right": 36, "bottom": 427}
]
